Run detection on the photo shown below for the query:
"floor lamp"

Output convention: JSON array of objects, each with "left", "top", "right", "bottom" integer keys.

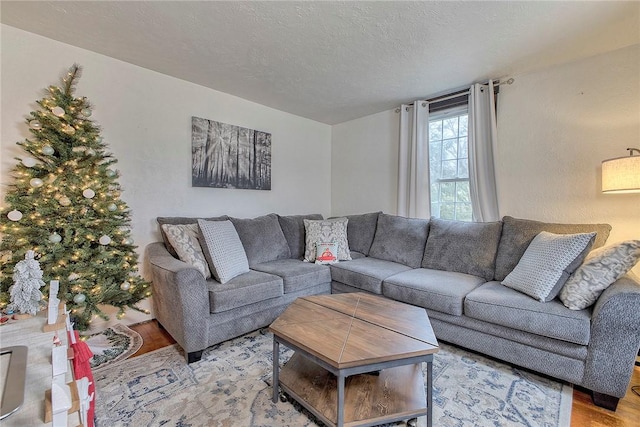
[{"left": 602, "top": 147, "right": 640, "bottom": 397}]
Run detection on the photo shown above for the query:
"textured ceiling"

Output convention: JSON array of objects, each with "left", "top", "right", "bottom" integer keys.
[{"left": 2, "top": 1, "right": 639, "bottom": 125}]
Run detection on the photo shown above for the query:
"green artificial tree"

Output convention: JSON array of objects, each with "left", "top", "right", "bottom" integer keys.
[{"left": 0, "top": 65, "right": 150, "bottom": 329}]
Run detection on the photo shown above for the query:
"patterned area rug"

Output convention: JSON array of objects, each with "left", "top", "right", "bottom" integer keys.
[
  {"left": 86, "top": 323, "right": 143, "bottom": 370},
  {"left": 94, "top": 330, "right": 572, "bottom": 427}
]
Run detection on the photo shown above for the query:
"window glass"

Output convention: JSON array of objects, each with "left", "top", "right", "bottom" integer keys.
[{"left": 428, "top": 109, "right": 472, "bottom": 221}]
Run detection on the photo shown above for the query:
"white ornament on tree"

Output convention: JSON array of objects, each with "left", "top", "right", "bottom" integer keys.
[
  {"left": 7, "top": 210, "right": 23, "bottom": 221},
  {"left": 22, "top": 157, "right": 37, "bottom": 167},
  {"left": 73, "top": 293, "right": 86, "bottom": 304},
  {"left": 99, "top": 235, "right": 111, "bottom": 245},
  {"left": 52, "top": 106, "right": 66, "bottom": 117},
  {"left": 8, "top": 250, "right": 45, "bottom": 315},
  {"left": 42, "top": 145, "right": 55, "bottom": 155},
  {"left": 82, "top": 188, "right": 95, "bottom": 199},
  {"left": 30, "top": 178, "right": 44, "bottom": 188},
  {"left": 81, "top": 108, "right": 92, "bottom": 117},
  {"left": 49, "top": 233, "right": 62, "bottom": 243},
  {"left": 29, "top": 120, "right": 42, "bottom": 130},
  {"left": 107, "top": 203, "right": 117, "bottom": 212}
]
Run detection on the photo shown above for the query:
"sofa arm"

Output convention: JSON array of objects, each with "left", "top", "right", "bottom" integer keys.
[
  {"left": 145, "top": 242, "right": 210, "bottom": 355},
  {"left": 583, "top": 274, "right": 640, "bottom": 398}
]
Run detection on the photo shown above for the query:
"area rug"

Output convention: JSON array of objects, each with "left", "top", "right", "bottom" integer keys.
[
  {"left": 94, "top": 330, "right": 572, "bottom": 427},
  {"left": 85, "top": 323, "right": 143, "bottom": 371}
]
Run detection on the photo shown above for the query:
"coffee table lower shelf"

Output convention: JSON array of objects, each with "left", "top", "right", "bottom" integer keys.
[{"left": 278, "top": 353, "right": 427, "bottom": 427}]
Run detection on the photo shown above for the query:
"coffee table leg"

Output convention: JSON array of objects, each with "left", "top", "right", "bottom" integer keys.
[
  {"left": 427, "top": 360, "right": 433, "bottom": 427},
  {"left": 337, "top": 373, "right": 345, "bottom": 427},
  {"left": 272, "top": 338, "right": 279, "bottom": 403}
]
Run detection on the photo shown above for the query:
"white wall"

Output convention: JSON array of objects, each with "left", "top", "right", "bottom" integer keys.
[
  {"left": 332, "top": 44, "right": 640, "bottom": 273},
  {"left": 496, "top": 44, "right": 640, "bottom": 248},
  {"left": 331, "top": 109, "right": 399, "bottom": 215},
  {"left": 1, "top": 25, "right": 332, "bottom": 327}
]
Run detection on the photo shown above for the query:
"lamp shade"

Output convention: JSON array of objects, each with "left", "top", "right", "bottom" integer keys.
[{"left": 602, "top": 153, "right": 640, "bottom": 193}]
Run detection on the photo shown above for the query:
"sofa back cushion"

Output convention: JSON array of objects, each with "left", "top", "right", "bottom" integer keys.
[
  {"left": 422, "top": 218, "right": 503, "bottom": 281},
  {"left": 494, "top": 216, "right": 612, "bottom": 281},
  {"left": 157, "top": 215, "right": 229, "bottom": 257},
  {"left": 344, "top": 212, "right": 381, "bottom": 256},
  {"left": 230, "top": 214, "right": 291, "bottom": 267},
  {"left": 368, "top": 213, "right": 430, "bottom": 268},
  {"left": 277, "top": 214, "right": 323, "bottom": 259}
]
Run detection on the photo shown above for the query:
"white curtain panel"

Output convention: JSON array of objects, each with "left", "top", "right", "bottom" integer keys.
[
  {"left": 397, "top": 101, "right": 430, "bottom": 218},
  {"left": 468, "top": 81, "right": 500, "bottom": 222}
]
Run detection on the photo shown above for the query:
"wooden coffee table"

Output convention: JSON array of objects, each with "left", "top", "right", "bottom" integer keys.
[{"left": 269, "top": 292, "right": 439, "bottom": 427}]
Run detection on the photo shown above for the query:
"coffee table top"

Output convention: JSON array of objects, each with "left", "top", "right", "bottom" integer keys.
[{"left": 269, "top": 292, "right": 439, "bottom": 369}]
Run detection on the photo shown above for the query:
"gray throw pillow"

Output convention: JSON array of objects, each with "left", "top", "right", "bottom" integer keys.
[
  {"left": 197, "top": 219, "right": 249, "bottom": 284},
  {"left": 502, "top": 231, "right": 596, "bottom": 302},
  {"left": 559, "top": 240, "right": 640, "bottom": 310},
  {"left": 303, "top": 218, "right": 351, "bottom": 262},
  {"left": 230, "top": 214, "right": 291, "bottom": 267},
  {"left": 277, "top": 214, "right": 323, "bottom": 259},
  {"left": 161, "top": 223, "right": 211, "bottom": 279},
  {"left": 368, "top": 213, "right": 430, "bottom": 268},
  {"left": 157, "top": 215, "right": 229, "bottom": 257},
  {"left": 494, "top": 216, "right": 611, "bottom": 281},
  {"left": 422, "top": 218, "right": 503, "bottom": 280}
]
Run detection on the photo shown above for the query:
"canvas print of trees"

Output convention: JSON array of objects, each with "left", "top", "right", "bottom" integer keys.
[{"left": 192, "top": 117, "right": 271, "bottom": 190}]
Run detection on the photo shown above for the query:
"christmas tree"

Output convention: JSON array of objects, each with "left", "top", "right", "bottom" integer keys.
[{"left": 0, "top": 65, "right": 150, "bottom": 329}]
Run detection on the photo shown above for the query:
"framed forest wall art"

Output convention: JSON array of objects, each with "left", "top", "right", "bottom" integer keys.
[{"left": 192, "top": 116, "right": 272, "bottom": 190}]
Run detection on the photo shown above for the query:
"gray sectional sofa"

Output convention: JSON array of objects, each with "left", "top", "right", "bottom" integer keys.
[{"left": 145, "top": 212, "right": 640, "bottom": 411}]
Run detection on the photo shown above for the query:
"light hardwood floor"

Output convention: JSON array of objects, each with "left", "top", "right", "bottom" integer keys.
[{"left": 129, "top": 320, "right": 640, "bottom": 426}]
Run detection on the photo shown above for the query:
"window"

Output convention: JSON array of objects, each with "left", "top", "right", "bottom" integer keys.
[{"left": 428, "top": 106, "right": 472, "bottom": 221}]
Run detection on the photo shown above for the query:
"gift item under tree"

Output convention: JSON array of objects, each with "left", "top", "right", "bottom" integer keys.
[
  {"left": 8, "top": 250, "right": 45, "bottom": 316},
  {"left": 0, "top": 65, "right": 150, "bottom": 330}
]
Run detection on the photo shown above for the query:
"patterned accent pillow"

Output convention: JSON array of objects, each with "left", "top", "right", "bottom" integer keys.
[
  {"left": 315, "top": 242, "right": 339, "bottom": 265},
  {"left": 197, "top": 219, "right": 249, "bottom": 284},
  {"left": 303, "top": 218, "right": 351, "bottom": 263},
  {"left": 502, "top": 231, "right": 596, "bottom": 302},
  {"left": 161, "top": 224, "right": 211, "bottom": 279},
  {"left": 559, "top": 240, "right": 640, "bottom": 310}
]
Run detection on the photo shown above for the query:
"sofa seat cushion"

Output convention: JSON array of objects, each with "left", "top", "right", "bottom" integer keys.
[
  {"left": 207, "top": 270, "right": 283, "bottom": 313},
  {"left": 382, "top": 268, "right": 485, "bottom": 316},
  {"left": 252, "top": 259, "right": 331, "bottom": 294},
  {"left": 464, "top": 281, "right": 591, "bottom": 345},
  {"left": 329, "top": 257, "right": 412, "bottom": 294}
]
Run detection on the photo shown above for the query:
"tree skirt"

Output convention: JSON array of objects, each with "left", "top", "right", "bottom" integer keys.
[
  {"left": 85, "top": 323, "right": 143, "bottom": 371},
  {"left": 94, "top": 330, "right": 572, "bottom": 427}
]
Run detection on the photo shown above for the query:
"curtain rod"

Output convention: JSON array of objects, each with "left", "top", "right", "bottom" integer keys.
[{"left": 396, "top": 77, "right": 514, "bottom": 111}]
